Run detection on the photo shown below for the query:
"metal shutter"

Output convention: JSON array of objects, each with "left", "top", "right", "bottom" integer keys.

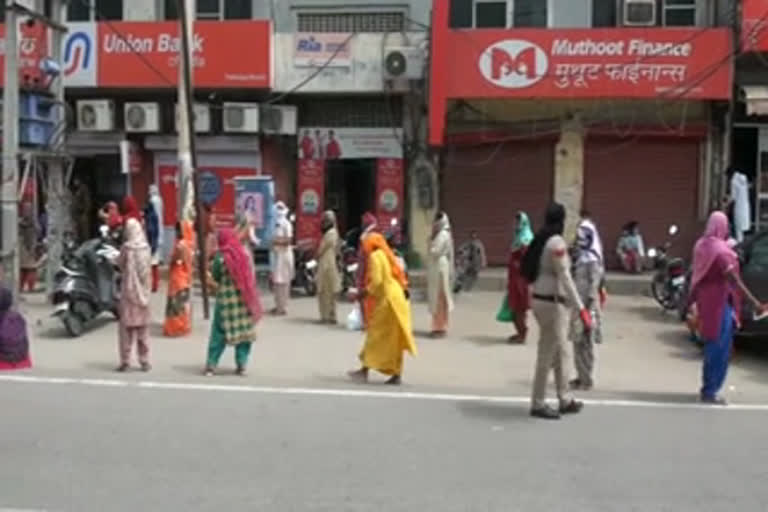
[
  {"left": 584, "top": 137, "right": 701, "bottom": 269},
  {"left": 441, "top": 141, "right": 554, "bottom": 265}
]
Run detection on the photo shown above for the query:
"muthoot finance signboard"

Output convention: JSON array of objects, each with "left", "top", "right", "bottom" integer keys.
[{"left": 442, "top": 28, "right": 731, "bottom": 100}]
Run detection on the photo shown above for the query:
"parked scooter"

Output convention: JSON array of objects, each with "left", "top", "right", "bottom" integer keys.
[
  {"left": 286, "top": 214, "right": 317, "bottom": 296},
  {"left": 52, "top": 225, "right": 121, "bottom": 337},
  {"left": 339, "top": 227, "right": 361, "bottom": 296},
  {"left": 648, "top": 224, "right": 687, "bottom": 312},
  {"left": 292, "top": 240, "right": 318, "bottom": 296}
]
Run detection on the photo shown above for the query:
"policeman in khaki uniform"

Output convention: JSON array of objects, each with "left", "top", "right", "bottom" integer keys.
[{"left": 522, "top": 203, "right": 592, "bottom": 420}]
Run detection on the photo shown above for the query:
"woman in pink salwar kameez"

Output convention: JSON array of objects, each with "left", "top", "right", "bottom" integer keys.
[
  {"left": 689, "top": 212, "right": 765, "bottom": 404},
  {"left": 116, "top": 218, "right": 153, "bottom": 372}
]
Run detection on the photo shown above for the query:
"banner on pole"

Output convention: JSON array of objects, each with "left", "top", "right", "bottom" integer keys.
[{"left": 296, "top": 159, "right": 325, "bottom": 246}]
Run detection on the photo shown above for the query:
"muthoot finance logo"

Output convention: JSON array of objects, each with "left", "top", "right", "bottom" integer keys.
[{"left": 478, "top": 40, "right": 548, "bottom": 89}]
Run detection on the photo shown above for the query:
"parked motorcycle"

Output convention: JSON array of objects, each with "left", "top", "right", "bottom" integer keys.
[
  {"left": 52, "top": 225, "right": 122, "bottom": 337},
  {"left": 339, "top": 228, "right": 361, "bottom": 296},
  {"left": 453, "top": 239, "right": 482, "bottom": 294},
  {"left": 292, "top": 241, "right": 318, "bottom": 296},
  {"left": 648, "top": 224, "right": 687, "bottom": 312}
]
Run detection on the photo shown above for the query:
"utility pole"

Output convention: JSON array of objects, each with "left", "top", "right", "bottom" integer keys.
[
  {"left": 177, "top": 0, "right": 209, "bottom": 318},
  {"left": 1, "top": 0, "right": 20, "bottom": 293},
  {"left": 45, "top": 0, "right": 68, "bottom": 299},
  {"left": 177, "top": 0, "right": 194, "bottom": 221}
]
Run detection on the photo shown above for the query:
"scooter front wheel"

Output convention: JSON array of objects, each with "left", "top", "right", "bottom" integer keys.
[{"left": 61, "top": 312, "right": 85, "bottom": 337}]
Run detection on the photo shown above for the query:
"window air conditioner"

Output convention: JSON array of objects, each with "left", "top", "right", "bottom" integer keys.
[
  {"left": 223, "top": 102, "right": 260, "bottom": 133},
  {"left": 623, "top": 0, "right": 656, "bottom": 26},
  {"left": 383, "top": 46, "right": 426, "bottom": 80},
  {"left": 260, "top": 105, "right": 298, "bottom": 135},
  {"left": 175, "top": 103, "right": 211, "bottom": 133},
  {"left": 124, "top": 102, "right": 161, "bottom": 133},
  {"left": 77, "top": 99, "right": 115, "bottom": 132}
]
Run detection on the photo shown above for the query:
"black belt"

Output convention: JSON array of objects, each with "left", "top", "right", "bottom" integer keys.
[{"left": 533, "top": 293, "right": 567, "bottom": 304}]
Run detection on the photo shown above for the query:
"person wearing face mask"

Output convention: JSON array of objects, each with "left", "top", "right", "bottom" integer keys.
[
  {"left": 271, "top": 201, "right": 295, "bottom": 315},
  {"left": 569, "top": 211, "right": 605, "bottom": 391},
  {"left": 521, "top": 203, "right": 591, "bottom": 420},
  {"left": 147, "top": 185, "right": 164, "bottom": 292}
]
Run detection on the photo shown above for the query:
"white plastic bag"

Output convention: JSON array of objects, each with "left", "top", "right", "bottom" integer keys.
[{"left": 346, "top": 303, "right": 362, "bottom": 331}]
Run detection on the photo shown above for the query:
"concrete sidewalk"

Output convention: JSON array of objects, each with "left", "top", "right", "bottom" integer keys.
[{"left": 17, "top": 289, "right": 768, "bottom": 403}]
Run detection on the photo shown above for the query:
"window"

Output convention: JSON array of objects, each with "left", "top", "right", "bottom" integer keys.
[
  {"left": 592, "top": 0, "right": 617, "bottom": 27},
  {"left": 298, "top": 97, "right": 403, "bottom": 128},
  {"left": 168, "top": 0, "right": 252, "bottom": 20},
  {"left": 663, "top": 0, "right": 696, "bottom": 26},
  {"left": 450, "top": 0, "right": 473, "bottom": 28},
  {"left": 67, "top": 0, "right": 122, "bottom": 21},
  {"left": 513, "top": 0, "right": 547, "bottom": 27},
  {"left": 297, "top": 12, "right": 405, "bottom": 33},
  {"left": 474, "top": 1, "right": 507, "bottom": 28}
]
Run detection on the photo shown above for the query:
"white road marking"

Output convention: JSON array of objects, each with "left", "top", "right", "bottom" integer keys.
[{"left": 2, "top": 373, "right": 768, "bottom": 412}]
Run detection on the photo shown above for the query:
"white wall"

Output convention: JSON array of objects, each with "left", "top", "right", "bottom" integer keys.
[
  {"left": 274, "top": 32, "right": 426, "bottom": 93},
  {"left": 123, "top": 0, "right": 160, "bottom": 21}
]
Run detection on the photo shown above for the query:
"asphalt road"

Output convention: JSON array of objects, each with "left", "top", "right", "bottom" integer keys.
[{"left": 3, "top": 381, "right": 768, "bottom": 512}]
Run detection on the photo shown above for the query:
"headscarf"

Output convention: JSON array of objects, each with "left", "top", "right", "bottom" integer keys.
[
  {"left": 432, "top": 211, "right": 450, "bottom": 238},
  {"left": 105, "top": 201, "right": 122, "bottom": 229},
  {"left": 275, "top": 201, "right": 289, "bottom": 226},
  {"left": 0, "top": 286, "right": 28, "bottom": 364},
  {"left": 362, "top": 232, "right": 408, "bottom": 290},
  {"left": 521, "top": 203, "right": 566, "bottom": 283},
  {"left": 321, "top": 210, "right": 336, "bottom": 233},
  {"left": 361, "top": 211, "right": 378, "bottom": 236},
  {"left": 121, "top": 218, "right": 151, "bottom": 308},
  {"left": 511, "top": 211, "right": 534, "bottom": 250},
  {"left": 691, "top": 211, "right": 738, "bottom": 292},
  {"left": 122, "top": 196, "right": 142, "bottom": 222},
  {"left": 576, "top": 218, "right": 604, "bottom": 264},
  {"left": 218, "top": 228, "right": 262, "bottom": 323}
]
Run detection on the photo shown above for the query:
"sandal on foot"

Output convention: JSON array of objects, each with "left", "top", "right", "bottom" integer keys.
[
  {"left": 347, "top": 369, "right": 368, "bottom": 383},
  {"left": 385, "top": 375, "right": 402, "bottom": 386},
  {"left": 115, "top": 363, "right": 129, "bottom": 373}
]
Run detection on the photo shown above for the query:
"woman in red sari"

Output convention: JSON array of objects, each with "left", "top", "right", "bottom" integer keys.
[{"left": 497, "top": 211, "right": 534, "bottom": 344}]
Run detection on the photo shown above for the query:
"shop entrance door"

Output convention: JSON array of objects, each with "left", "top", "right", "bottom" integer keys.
[
  {"left": 757, "top": 128, "right": 768, "bottom": 231},
  {"left": 325, "top": 159, "right": 376, "bottom": 239}
]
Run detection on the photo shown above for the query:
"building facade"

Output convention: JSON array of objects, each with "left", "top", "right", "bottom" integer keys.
[
  {"left": 733, "top": 0, "right": 768, "bottom": 233},
  {"left": 429, "top": 0, "right": 734, "bottom": 266},
  {"left": 0, "top": 0, "right": 430, "bottom": 258}
]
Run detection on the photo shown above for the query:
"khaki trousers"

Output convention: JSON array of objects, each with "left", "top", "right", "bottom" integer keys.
[
  {"left": 531, "top": 300, "right": 573, "bottom": 409},
  {"left": 318, "top": 289, "right": 337, "bottom": 323}
]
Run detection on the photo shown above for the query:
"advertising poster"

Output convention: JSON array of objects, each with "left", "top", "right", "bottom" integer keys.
[
  {"left": 375, "top": 158, "right": 405, "bottom": 240},
  {"left": 296, "top": 159, "right": 325, "bottom": 246},
  {"left": 298, "top": 127, "right": 403, "bottom": 160},
  {"left": 157, "top": 165, "right": 256, "bottom": 227},
  {"left": 235, "top": 176, "right": 275, "bottom": 249}
]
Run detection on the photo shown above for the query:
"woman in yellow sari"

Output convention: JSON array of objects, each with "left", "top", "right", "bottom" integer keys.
[
  {"left": 163, "top": 221, "right": 194, "bottom": 337},
  {"left": 348, "top": 233, "right": 417, "bottom": 385}
]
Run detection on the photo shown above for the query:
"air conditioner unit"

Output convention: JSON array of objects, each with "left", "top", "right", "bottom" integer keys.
[
  {"left": 124, "top": 102, "right": 160, "bottom": 133},
  {"left": 175, "top": 103, "right": 211, "bottom": 133},
  {"left": 623, "top": 0, "right": 656, "bottom": 26},
  {"left": 77, "top": 99, "right": 115, "bottom": 132},
  {"left": 223, "top": 102, "right": 260, "bottom": 133},
  {"left": 260, "top": 105, "right": 297, "bottom": 135},
  {"left": 383, "top": 46, "right": 426, "bottom": 80}
]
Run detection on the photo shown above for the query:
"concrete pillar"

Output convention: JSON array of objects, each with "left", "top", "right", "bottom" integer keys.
[
  {"left": 553, "top": 116, "right": 585, "bottom": 243},
  {"left": 407, "top": 158, "right": 438, "bottom": 269}
]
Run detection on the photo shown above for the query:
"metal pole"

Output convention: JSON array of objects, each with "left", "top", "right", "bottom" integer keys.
[
  {"left": 177, "top": 0, "right": 209, "bottom": 318},
  {"left": 1, "top": 0, "right": 20, "bottom": 293}
]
